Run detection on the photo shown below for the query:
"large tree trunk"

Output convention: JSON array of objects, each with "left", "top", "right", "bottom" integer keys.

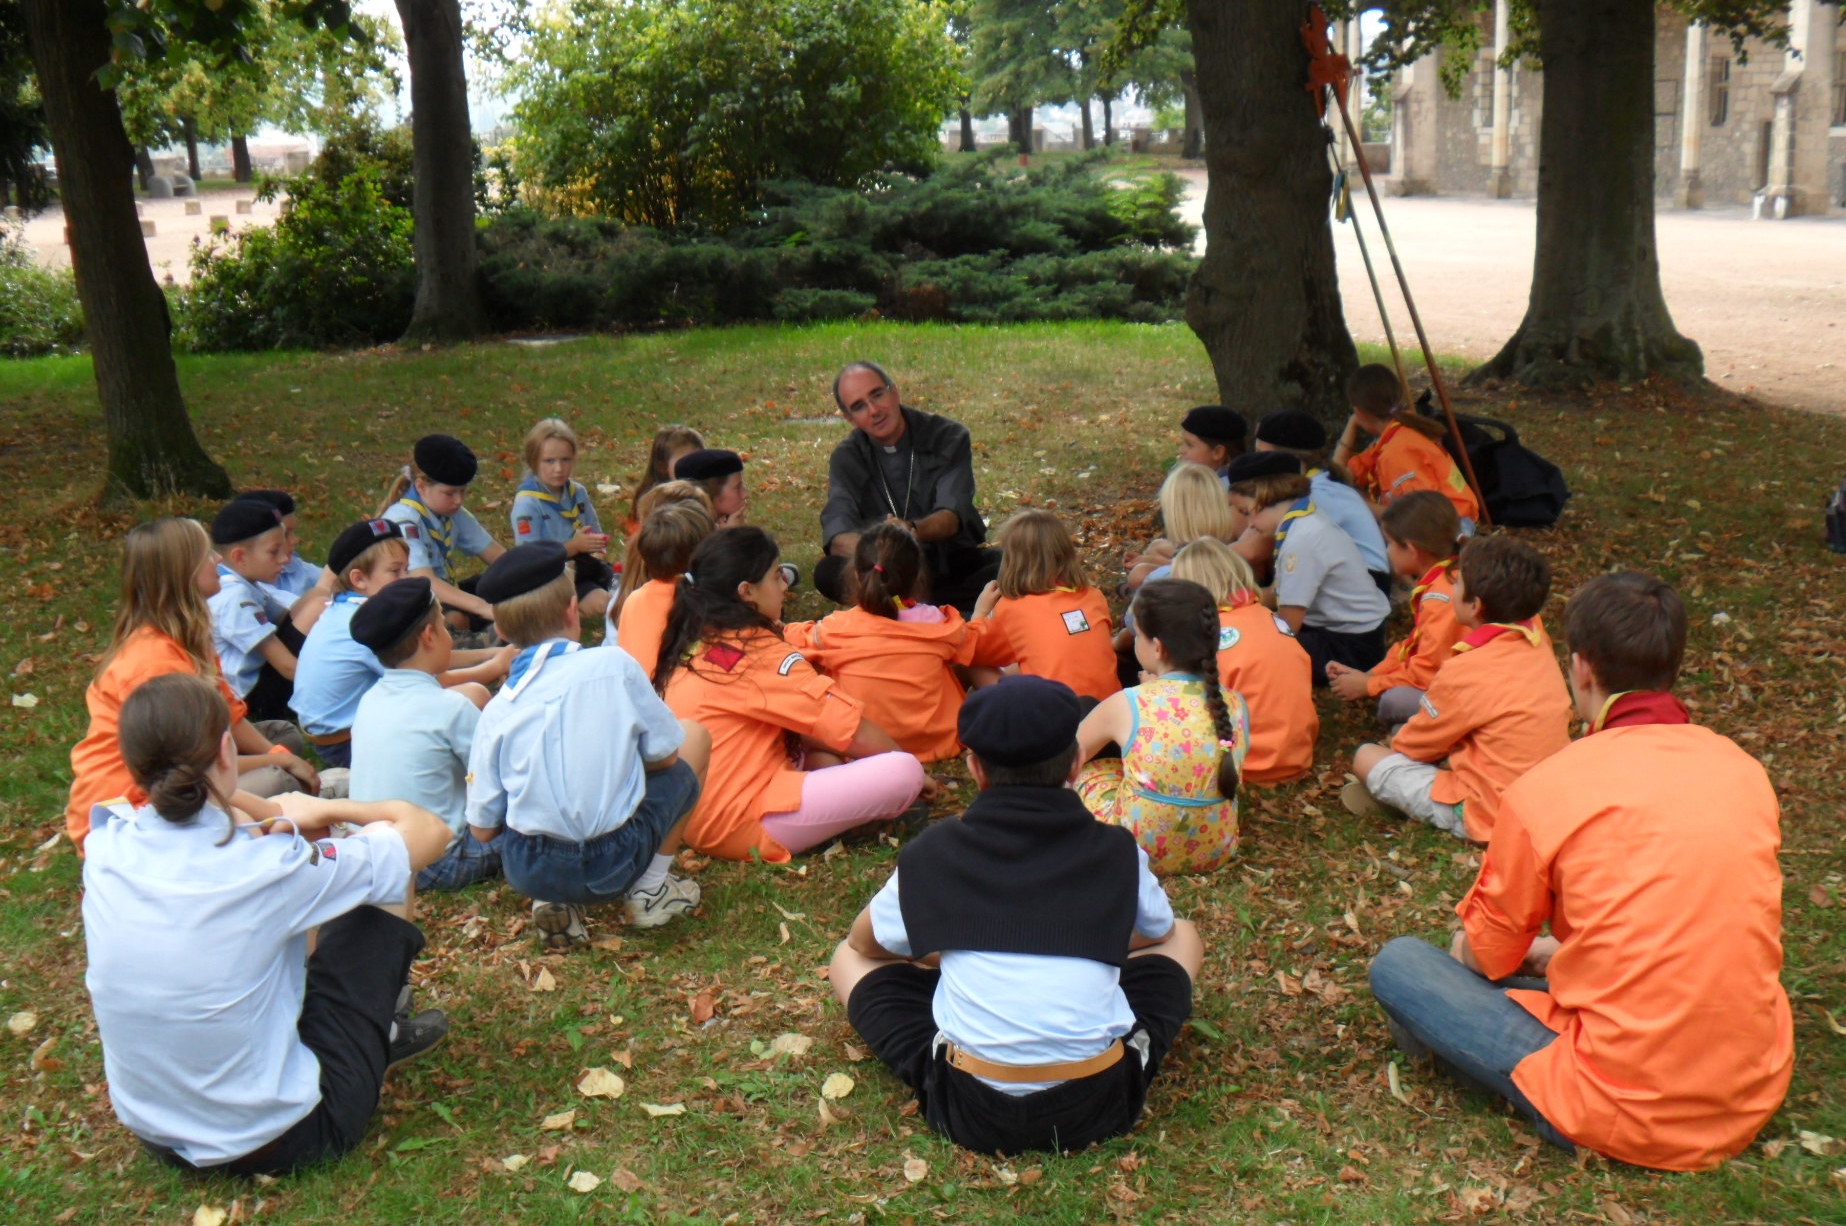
[
  {"left": 231, "top": 134, "right": 252, "bottom": 183},
  {"left": 958, "top": 106, "right": 976, "bottom": 153},
  {"left": 1080, "top": 98, "right": 1094, "bottom": 150},
  {"left": 394, "top": 0, "right": 485, "bottom": 343},
  {"left": 19, "top": 0, "right": 231, "bottom": 501},
  {"left": 1181, "top": 68, "right": 1204, "bottom": 158},
  {"left": 182, "top": 116, "right": 201, "bottom": 182},
  {"left": 1007, "top": 106, "right": 1034, "bottom": 154},
  {"left": 1472, "top": 0, "right": 1700, "bottom": 387},
  {"left": 1184, "top": 0, "right": 1357, "bottom": 423}
]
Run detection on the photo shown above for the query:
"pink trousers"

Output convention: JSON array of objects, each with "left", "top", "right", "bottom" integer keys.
[{"left": 761, "top": 752, "right": 926, "bottom": 854}]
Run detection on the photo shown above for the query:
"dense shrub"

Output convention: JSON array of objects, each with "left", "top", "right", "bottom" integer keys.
[
  {"left": 0, "top": 226, "right": 83, "bottom": 357},
  {"left": 479, "top": 153, "right": 1197, "bottom": 332},
  {"left": 181, "top": 169, "right": 415, "bottom": 351}
]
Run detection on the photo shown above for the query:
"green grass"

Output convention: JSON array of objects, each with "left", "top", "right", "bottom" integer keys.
[{"left": 0, "top": 322, "right": 1842, "bottom": 1224}]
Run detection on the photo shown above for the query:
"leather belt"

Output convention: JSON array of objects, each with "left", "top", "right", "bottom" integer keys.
[
  {"left": 941, "top": 1038, "right": 1124, "bottom": 1083},
  {"left": 303, "top": 728, "right": 351, "bottom": 747}
]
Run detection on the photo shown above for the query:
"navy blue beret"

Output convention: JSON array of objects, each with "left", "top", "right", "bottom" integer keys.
[{"left": 958, "top": 675, "right": 1083, "bottom": 768}]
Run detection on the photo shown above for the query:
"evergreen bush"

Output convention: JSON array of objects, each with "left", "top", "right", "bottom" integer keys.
[{"left": 0, "top": 225, "right": 83, "bottom": 357}]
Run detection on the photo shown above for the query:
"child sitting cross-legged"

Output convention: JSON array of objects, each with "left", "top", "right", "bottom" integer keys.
[
  {"left": 233, "top": 489, "right": 338, "bottom": 636},
  {"left": 1341, "top": 534, "right": 1571, "bottom": 843},
  {"left": 830, "top": 675, "right": 1204, "bottom": 1156},
  {"left": 294, "top": 519, "right": 511, "bottom": 769},
  {"left": 1168, "top": 537, "right": 1317, "bottom": 785},
  {"left": 784, "top": 522, "right": 1010, "bottom": 763},
  {"left": 1334, "top": 364, "right": 1481, "bottom": 530},
  {"left": 609, "top": 480, "right": 714, "bottom": 636},
  {"left": 617, "top": 500, "right": 716, "bottom": 678},
  {"left": 1369, "top": 572, "right": 1792, "bottom": 1170},
  {"left": 466, "top": 542, "right": 713, "bottom": 948},
  {"left": 349, "top": 579, "right": 502, "bottom": 893},
  {"left": 971, "top": 509, "right": 1119, "bottom": 702},
  {"left": 208, "top": 498, "right": 306, "bottom": 723},
  {"left": 380, "top": 434, "right": 507, "bottom": 636},
  {"left": 1075, "top": 579, "right": 1248, "bottom": 877},
  {"left": 1327, "top": 491, "right": 1465, "bottom": 727},
  {"left": 511, "top": 418, "right": 616, "bottom": 623}
]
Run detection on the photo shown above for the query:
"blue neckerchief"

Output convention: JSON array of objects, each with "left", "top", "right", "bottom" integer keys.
[
  {"left": 504, "top": 637, "right": 582, "bottom": 699},
  {"left": 1273, "top": 495, "right": 1316, "bottom": 548}
]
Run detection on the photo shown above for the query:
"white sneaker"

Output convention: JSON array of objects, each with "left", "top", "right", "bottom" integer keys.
[
  {"left": 532, "top": 900, "right": 589, "bottom": 950},
  {"left": 318, "top": 767, "right": 351, "bottom": 800},
  {"left": 624, "top": 873, "right": 701, "bottom": 929}
]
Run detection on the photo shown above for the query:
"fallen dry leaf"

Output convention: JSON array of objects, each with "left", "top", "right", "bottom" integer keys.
[
  {"left": 192, "top": 1208, "right": 226, "bottom": 1226},
  {"left": 1456, "top": 1185, "right": 1496, "bottom": 1214},
  {"left": 610, "top": 1049, "right": 633, "bottom": 1070},
  {"left": 11, "top": 693, "right": 38, "bottom": 709},
  {"left": 500, "top": 1154, "right": 529, "bottom": 1172},
  {"left": 577, "top": 1068, "right": 626, "bottom": 1099},
  {"left": 690, "top": 991, "right": 715, "bottom": 1025},
  {"left": 30, "top": 1036, "right": 61, "bottom": 1073},
  {"left": 1601, "top": 1199, "right": 1635, "bottom": 1226},
  {"left": 591, "top": 936, "right": 624, "bottom": 952},
  {"left": 770, "top": 1032, "right": 813, "bottom": 1057},
  {"left": 539, "top": 1109, "right": 577, "bottom": 1131},
  {"left": 6, "top": 1011, "right": 36, "bottom": 1037},
  {"left": 821, "top": 1072, "right": 855, "bottom": 1100},
  {"left": 1762, "top": 1136, "right": 1790, "bottom": 1160},
  {"left": 1275, "top": 971, "right": 1303, "bottom": 997},
  {"left": 903, "top": 1156, "right": 928, "bottom": 1183},
  {"left": 567, "top": 1170, "right": 601, "bottom": 1193},
  {"left": 1338, "top": 1165, "right": 1366, "bottom": 1183},
  {"left": 1018, "top": 1166, "right": 1043, "bottom": 1185},
  {"left": 843, "top": 1043, "right": 866, "bottom": 1062},
  {"left": 1387, "top": 1060, "right": 1411, "bottom": 1105},
  {"left": 1811, "top": 884, "right": 1834, "bottom": 909},
  {"left": 611, "top": 1167, "right": 643, "bottom": 1192},
  {"left": 640, "top": 1102, "right": 686, "bottom": 1117},
  {"left": 530, "top": 966, "right": 558, "bottom": 992},
  {"left": 1824, "top": 1010, "right": 1846, "bottom": 1037},
  {"left": 1798, "top": 1130, "right": 1842, "bottom": 1157}
]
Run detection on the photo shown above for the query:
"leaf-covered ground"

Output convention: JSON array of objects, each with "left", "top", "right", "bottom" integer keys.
[{"left": 0, "top": 322, "right": 1841, "bottom": 1224}]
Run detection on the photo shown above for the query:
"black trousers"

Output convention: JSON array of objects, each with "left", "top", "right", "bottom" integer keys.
[
  {"left": 243, "top": 661, "right": 296, "bottom": 724},
  {"left": 1296, "top": 622, "right": 1388, "bottom": 686},
  {"left": 145, "top": 906, "right": 425, "bottom": 1177},
  {"left": 814, "top": 546, "right": 1001, "bottom": 617}
]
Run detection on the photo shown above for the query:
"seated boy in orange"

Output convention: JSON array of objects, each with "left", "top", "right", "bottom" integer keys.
[
  {"left": 1169, "top": 538, "right": 1317, "bottom": 784},
  {"left": 1369, "top": 571, "right": 1792, "bottom": 1170},
  {"left": 616, "top": 501, "right": 714, "bottom": 679},
  {"left": 1333, "top": 364, "right": 1480, "bottom": 529},
  {"left": 1342, "top": 535, "right": 1570, "bottom": 842}
]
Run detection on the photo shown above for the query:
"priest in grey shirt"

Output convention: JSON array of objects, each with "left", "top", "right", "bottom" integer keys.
[{"left": 817, "top": 361, "right": 999, "bottom": 614}]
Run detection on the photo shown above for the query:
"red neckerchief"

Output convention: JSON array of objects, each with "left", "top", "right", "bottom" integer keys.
[
  {"left": 1452, "top": 618, "right": 1541, "bottom": 653},
  {"left": 1591, "top": 691, "right": 1691, "bottom": 733},
  {"left": 1220, "top": 591, "right": 1259, "bottom": 612},
  {"left": 1394, "top": 559, "right": 1456, "bottom": 661}
]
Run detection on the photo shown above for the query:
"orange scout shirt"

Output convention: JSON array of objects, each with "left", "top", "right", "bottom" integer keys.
[
  {"left": 662, "top": 630, "right": 866, "bottom": 864},
  {"left": 986, "top": 587, "right": 1120, "bottom": 702},
  {"left": 1347, "top": 422, "right": 1481, "bottom": 522},
  {"left": 67, "top": 627, "right": 249, "bottom": 848},
  {"left": 782, "top": 606, "right": 1009, "bottom": 763},
  {"left": 615, "top": 578, "right": 676, "bottom": 680},
  {"left": 1389, "top": 622, "right": 1571, "bottom": 842},
  {"left": 1215, "top": 603, "right": 1317, "bottom": 784},
  {"left": 1366, "top": 560, "right": 1463, "bottom": 695},
  {"left": 1457, "top": 713, "right": 1792, "bottom": 1170}
]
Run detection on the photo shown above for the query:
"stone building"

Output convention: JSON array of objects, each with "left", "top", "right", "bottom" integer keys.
[{"left": 1375, "top": 1, "right": 1845, "bottom": 216}]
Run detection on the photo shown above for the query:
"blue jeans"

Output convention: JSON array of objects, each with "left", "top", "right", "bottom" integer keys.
[
  {"left": 1368, "top": 936, "right": 1576, "bottom": 1153},
  {"left": 416, "top": 827, "right": 505, "bottom": 892},
  {"left": 498, "top": 760, "right": 700, "bottom": 906}
]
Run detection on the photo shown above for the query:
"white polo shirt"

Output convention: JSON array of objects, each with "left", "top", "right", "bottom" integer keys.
[
  {"left": 208, "top": 566, "right": 279, "bottom": 697},
  {"left": 81, "top": 801, "right": 411, "bottom": 1166}
]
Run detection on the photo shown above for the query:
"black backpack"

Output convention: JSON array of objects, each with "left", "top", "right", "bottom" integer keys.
[{"left": 1415, "top": 392, "right": 1571, "bottom": 528}]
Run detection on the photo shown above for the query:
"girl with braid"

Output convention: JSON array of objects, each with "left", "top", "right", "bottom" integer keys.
[{"left": 1073, "top": 579, "right": 1249, "bottom": 876}]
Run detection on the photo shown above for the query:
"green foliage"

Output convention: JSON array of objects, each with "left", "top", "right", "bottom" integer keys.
[
  {"left": 305, "top": 119, "right": 415, "bottom": 210},
  {"left": 511, "top": 0, "right": 965, "bottom": 229},
  {"left": 0, "top": 227, "right": 82, "bottom": 357},
  {"left": 0, "top": 5, "right": 51, "bottom": 212},
  {"left": 180, "top": 169, "right": 414, "bottom": 351},
  {"left": 477, "top": 153, "right": 1196, "bottom": 332}
]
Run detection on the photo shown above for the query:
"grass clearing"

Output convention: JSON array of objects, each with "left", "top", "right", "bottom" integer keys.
[{"left": 0, "top": 321, "right": 1841, "bottom": 1223}]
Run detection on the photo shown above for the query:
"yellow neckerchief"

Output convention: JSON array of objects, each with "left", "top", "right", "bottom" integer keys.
[
  {"left": 1273, "top": 495, "right": 1316, "bottom": 548},
  {"left": 1395, "top": 558, "right": 1458, "bottom": 660},
  {"left": 1590, "top": 691, "right": 1632, "bottom": 734},
  {"left": 399, "top": 497, "right": 453, "bottom": 556},
  {"left": 520, "top": 480, "right": 583, "bottom": 523},
  {"left": 1451, "top": 618, "right": 1542, "bottom": 653}
]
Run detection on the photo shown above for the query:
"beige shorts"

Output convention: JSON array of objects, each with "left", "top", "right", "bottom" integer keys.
[{"left": 1366, "top": 753, "right": 1467, "bottom": 838}]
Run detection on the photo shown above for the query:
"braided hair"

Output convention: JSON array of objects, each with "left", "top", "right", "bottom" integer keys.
[
  {"left": 1131, "top": 579, "right": 1241, "bottom": 802},
  {"left": 852, "top": 522, "right": 925, "bottom": 619},
  {"left": 653, "top": 526, "right": 783, "bottom": 693},
  {"left": 117, "top": 673, "right": 233, "bottom": 832}
]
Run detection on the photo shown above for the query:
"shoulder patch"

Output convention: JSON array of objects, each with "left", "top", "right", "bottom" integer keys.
[
  {"left": 1060, "top": 609, "right": 1091, "bottom": 635},
  {"left": 315, "top": 840, "right": 338, "bottom": 862},
  {"left": 1424, "top": 592, "right": 1450, "bottom": 604},
  {"left": 1271, "top": 614, "right": 1295, "bottom": 637},
  {"left": 1420, "top": 695, "right": 1440, "bottom": 720},
  {"left": 515, "top": 517, "right": 532, "bottom": 536},
  {"left": 403, "top": 525, "right": 420, "bottom": 539},
  {"left": 777, "top": 651, "right": 804, "bottom": 677},
  {"left": 1218, "top": 625, "right": 1241, "bottom": 651},
  {"left": 1284, "top": 554, "right": 1298, "bottom": 573},
  {"left": 703, "top": 643, "right": 745, "bottom": 672}
]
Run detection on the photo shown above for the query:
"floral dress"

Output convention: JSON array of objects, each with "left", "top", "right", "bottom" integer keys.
[{"left": 1075, "top": 674, "right": 1249, "bottom": 876}]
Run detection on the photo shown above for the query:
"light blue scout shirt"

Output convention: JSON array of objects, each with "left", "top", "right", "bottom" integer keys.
[
  {"left": 292, "top": 593, "right": 385, "bottom": 736},
  {"left": 208, "top": 565, "right": 278, "bottom": 698},
  {"left": 1308, "top": 469, "right": 1390, "bottom": 574},
  {"left": 868, "top": 846, "right": 1175, "bottom": 1096},
  {"left": 81, "top": 800, "right": 410, "bottom": 1166},
  {"left": 1273, "top": 505, "right": 1391, "bottom": 634},
  {"left": 382, "top": 497, "right": 495, "bottom": 584},
  {"left": 466, "top": 640, "right": 682, "bottom": 843},
  {"left": 351, "top": 669, "right": 479, "bottom": 836},
  {"left": 510, "top": 476, "right": 602, "bottom": 545}
]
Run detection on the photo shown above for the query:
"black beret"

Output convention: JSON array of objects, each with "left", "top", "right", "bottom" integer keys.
[
  {"left": 1224, "top": 450, "right": 1303, "bottom": 485},
  {"left": 327, "top": 517, "right": 405, "bottom": 576},
  {"left": 1255, "top": 409, "right": 1329, "bottom": 451},
  {"left": 351, "top": 577, "right": 435, "bottom": 654},
  {"left": 235, "top": 488, "right": 296, "bottom": 516},
  {"left": 1180, "top": 406, "right": 1247, "bottom": 445},
  {"left": 958, "top": 675, "right": 1083, "bottom": 769},
  {"left": 210, "top": 498, "right": 285, "bottom": 546},
  {"left": 476, "top": 541, "right": 569, "bottom": 605},
  {"left": 673, "top": 448, "right": 744, "bottom": 482},
  {"left": 413, "top": 434, "right": 478, "bottom": 487}
]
